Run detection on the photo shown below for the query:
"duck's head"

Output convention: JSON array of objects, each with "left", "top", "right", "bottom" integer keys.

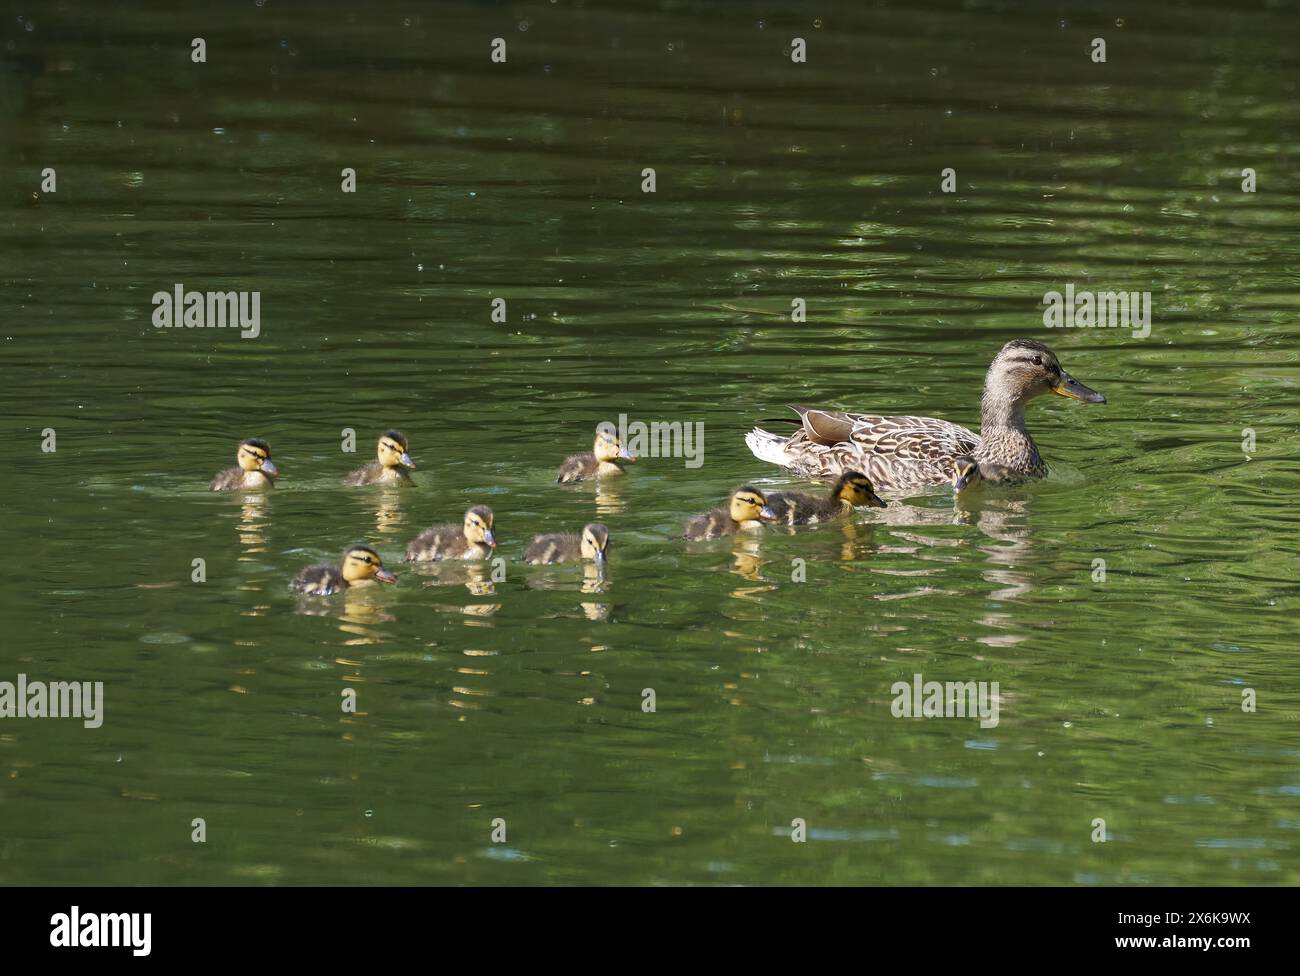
[
  {"left": 341, "top": 545, "right": 397, "bottom": 584},
  {"left": 377, "top": 430, "right": 415, "bottom": 470},
  {"left": 594, "top": 426, "right": 637, "bottom": 464},
  {"left": 985, "top": 340, "right": 1105, "bottom": 408},
  {"left": 464, "top": 505, "right": 496, "bottom": 548},
  {"left": 833, "top": 470, "right": 887, "bottom": 509},
  {"left": 581, "top": 523, "right": 610, "bottom": 562},
  {"left": 237, "top": 438, "right": 278, "bottom": 477},
  {"left": 730, "top": 485, "right": 778, "bottom": 524}
]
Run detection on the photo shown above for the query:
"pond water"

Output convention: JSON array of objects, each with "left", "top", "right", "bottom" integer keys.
[{"left": 1, "top": 1, "right": 1297, "bottom": 884}]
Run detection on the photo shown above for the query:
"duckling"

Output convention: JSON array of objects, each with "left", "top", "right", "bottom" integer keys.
[
  {"left": 210, "top": 437, "right": 279, "bottom": 491},
  {"left": 684, "top": 486, "right": 778, "bottom": 541},
  {"left": 524, "top": 523, "right": 610, "bottom": 565},
  {"left": 951, "top": 455, "right": 1015, "bottom": 492},
  {"left": 405, "top": 505, "right": 496, "bottom": 561},
  {"left": 344, "top": 429, "right": 416, "bottom": 486},
  {"left": 291, "top": 545, "right": 397, "bottom": 595},
  {"left": 764, "top": 470, "right": 888, "bottom": 525},
  {"left": 557, "top": 427, "right": 637, "bottom": 483}
]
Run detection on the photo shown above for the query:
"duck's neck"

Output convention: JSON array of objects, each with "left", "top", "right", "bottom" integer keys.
[
  {"left": 978, "top": 389, "right": 1042, "bottom": 472},
  {"left": 980, "top": 387, "right": 1027, "bottom": 433}
]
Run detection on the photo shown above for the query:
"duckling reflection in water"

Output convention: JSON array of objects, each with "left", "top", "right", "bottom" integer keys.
[
  {"left": 594, "top": 478, "right": 626, "bottom": 516},
  {"left": 764, "top": 470, "right": 887, "bottom": 526},
  {"left": 729, "top": 539, "right": 766, "bottom": 582},
  {"left": 522, "top": 543, "right": 608, "bottom": 595},
  {"left": 236, "top": 495, "right": 270, "bottom": 555},
  {"left": 523, "top": 523, "right": 609, "bottom": 565},
  {"left": 464, "top": 561, "right": 498, "bottom": 596},
  {"left": 415, "top": 560, "right": 501, "bottom": 597},
  {"left": 405, "top": 506, "right": 496, "bottom": 561},
  {"left": 426, "top": 596, "right": 501, "bottom": 617},
  {"left": 210, "top": 437, "right": 279, "bottom": 491},
  {"left": 371, "top": 486, "right": 409, "bottom": 537},
  {"left": 684, "top": 486, "right": 777, "bottom": 540},
  {"left": 557, "top": 426, "right": 637, "bottom": 483},
  {"left": 580, "top": 601, "right": 610, "bottom": 621},
  {"left": 292, "top": 592, "right": 397, "bottom": 630},
  {"left": 580, "top": 561, "right": 608, "bottom": 595},
  {"left": 291, "top": 545, "right": 397, "bottom": 596},
  {"left": 344, "top": 430, "right": 416, "bottom": 486}
]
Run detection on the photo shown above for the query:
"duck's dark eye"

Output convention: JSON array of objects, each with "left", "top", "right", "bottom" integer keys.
[{"left": 1032, "top": 356, "right": 1042, "bottom": 366}]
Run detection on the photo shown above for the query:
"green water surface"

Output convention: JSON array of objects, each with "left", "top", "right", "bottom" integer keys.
[{"left": 1, "top": 0, "right": 1297, "bottom": 885}]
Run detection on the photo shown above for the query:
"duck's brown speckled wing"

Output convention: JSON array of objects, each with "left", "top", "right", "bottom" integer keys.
[{"left": 782, "top": 408, "right": 979, "bottom": 490}]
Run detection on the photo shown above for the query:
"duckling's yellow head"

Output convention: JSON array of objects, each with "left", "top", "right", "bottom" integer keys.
[
  {"left": 463, "top": 505, "right": 496, "bottom": 547},
  {"left": 581, "top": 523, "right": 610, "bottom": 562},
  {"left": 237, "top": 438, "right": 278, "bottom": 477},
  {"left": 377, "top": 430, "right": 415, "bottom": 470},
  {"left": 593, "top": 425, "right": 637, "bottom": 464},
  {"left": 341, "top": 545, "right": 397, "bottom": 584},
  {"left": 834, "top": 470, "right": 887, "bottom": 509},
  {"left": 730, "top": 486, "right": 777, "bottom": 524}
]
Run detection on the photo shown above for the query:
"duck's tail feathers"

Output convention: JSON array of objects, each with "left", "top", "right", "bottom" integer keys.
[{"left": 745, "top": 428, "right": 790, "bottom": 467}]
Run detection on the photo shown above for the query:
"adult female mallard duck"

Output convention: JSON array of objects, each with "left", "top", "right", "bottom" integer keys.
[
  {"left": 765, "top": 470, "right": 888, "bottom": 525},
  {"left": 404, "top": 505, "right": 496, "bottom": 561},
  {"left": 557, "top": 427, "right": 637, "bottom": 483},
  {"left": 684, "top": 486, "right": 778, "bottom": 541},
  {"left": 523, "top": 523, "right": 609, "bottom": 565},
  {"left": 744, "top": 340, "right": 1104, "bottom": 492},
  {"left": 291, "top": 545, "right": 397, "bottom": 595},
  {"left": 344, "top": 430, "right": 416, "bottom": 486},
  {"left": 210, "top": 437, "right": 279, "bottom": 491}
]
